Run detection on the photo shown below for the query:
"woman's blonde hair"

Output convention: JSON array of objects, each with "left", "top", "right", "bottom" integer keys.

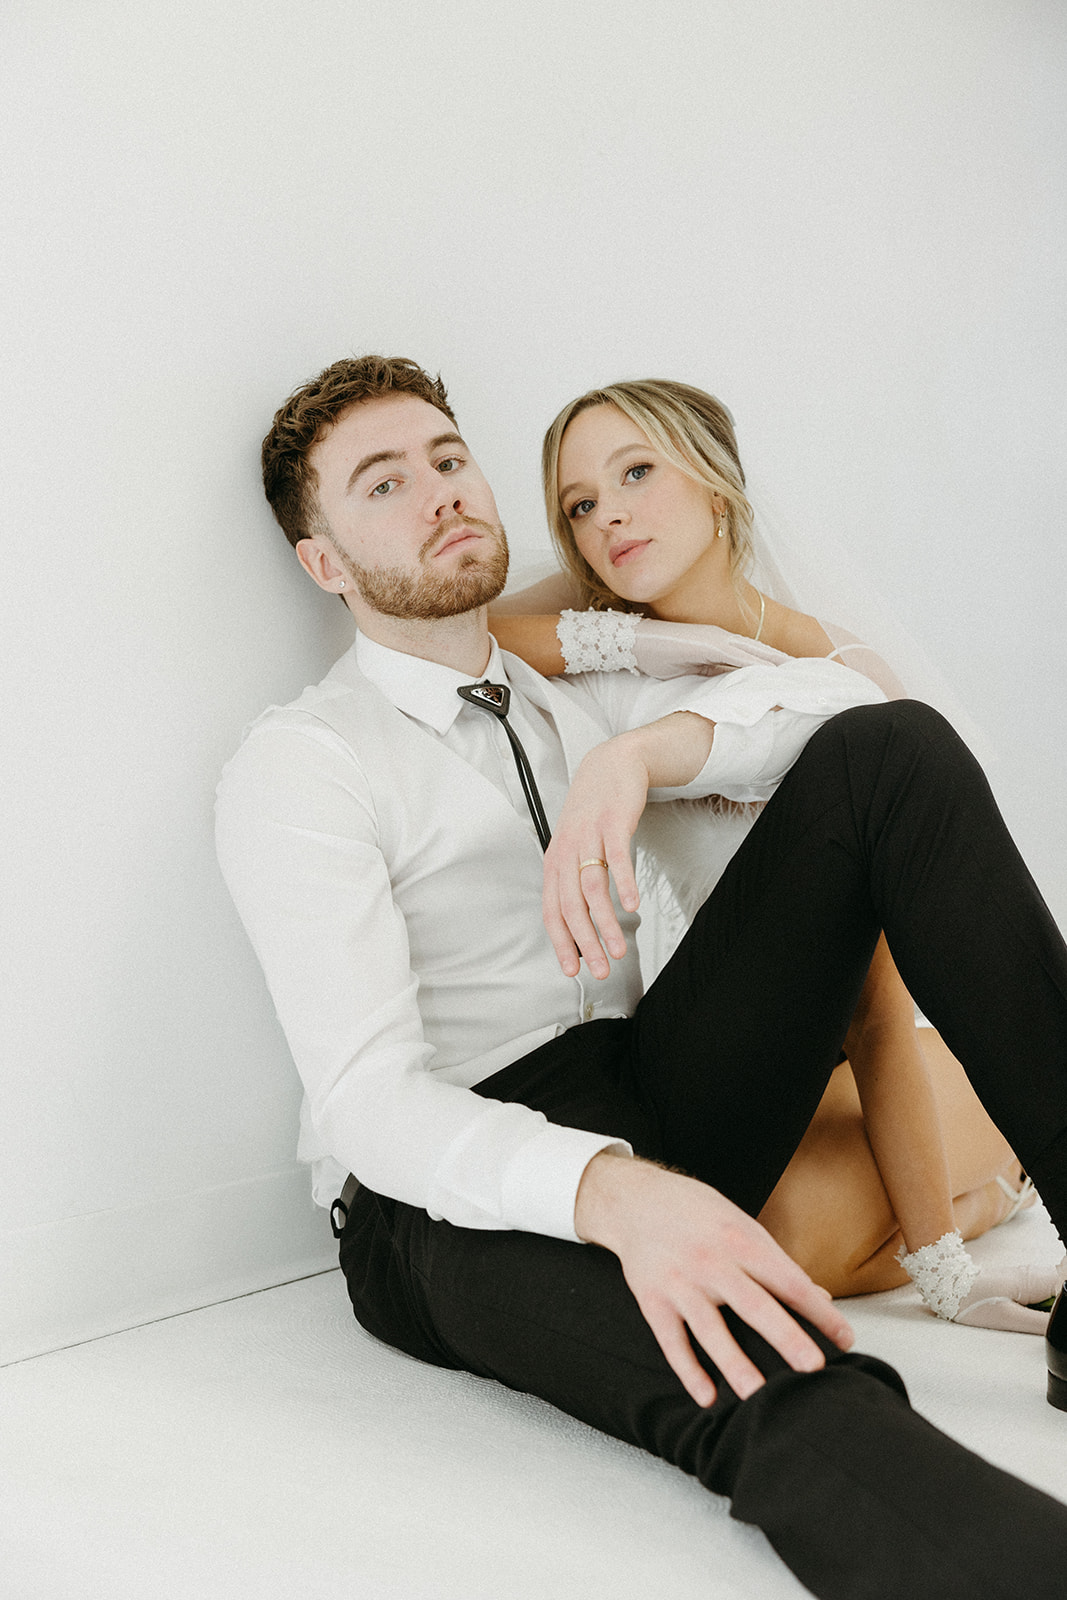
[{"left": 541, "top": 378, "right": 756, "bottom": 616}]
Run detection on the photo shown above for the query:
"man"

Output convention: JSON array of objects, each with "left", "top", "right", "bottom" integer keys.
[{"left": 217, "top": 355, "right": 1067, "bottom": 1598}]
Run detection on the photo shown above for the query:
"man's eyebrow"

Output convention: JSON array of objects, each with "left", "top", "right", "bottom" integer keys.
[
  {"left": 558, "top": 441, "right": 650, "bottom": 505},
  {"left": 345, "top": 433, "right": 468, "bottom": 494},
  {"left": 346, "top": 450, "right": 400, "bottom": 493}
]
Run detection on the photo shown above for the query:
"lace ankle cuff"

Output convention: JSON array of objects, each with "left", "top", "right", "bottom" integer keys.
[
  {"left": 896, "top": 1228, "right": 980, "bottom": 1320},
  {"left": 556, "top": 609, "right": 640, "bottom": 674}
]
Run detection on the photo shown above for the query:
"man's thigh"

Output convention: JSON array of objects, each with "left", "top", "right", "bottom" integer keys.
[{"left": 339, "top": 1175, "right": 842, "bottom": 1462}]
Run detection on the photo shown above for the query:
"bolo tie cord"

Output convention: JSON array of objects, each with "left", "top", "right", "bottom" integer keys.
[{"left": 457, "top": 681, "right": 552, "bottom": 853}]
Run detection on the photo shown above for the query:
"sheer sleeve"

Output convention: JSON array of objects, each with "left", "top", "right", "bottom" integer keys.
[{"left": 818, "top": 621, "right": 909, "bottom": 701}]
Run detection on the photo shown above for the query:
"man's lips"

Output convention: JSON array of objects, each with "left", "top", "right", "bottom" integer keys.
[
  {"left": 433, "top": 527, "right": 482, "bottom": 558},
  {"left": 609, "top": 539, "right": 650, "bottom": 567}
]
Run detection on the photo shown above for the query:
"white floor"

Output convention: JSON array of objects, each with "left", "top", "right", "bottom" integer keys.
[{"left": 2, "top": 1207, "right": 1064, "bottom": 1600}]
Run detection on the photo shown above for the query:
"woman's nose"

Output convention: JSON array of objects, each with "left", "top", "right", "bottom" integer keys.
[{"left": 594, "top": 497, "right": 627, "bottom": 530}]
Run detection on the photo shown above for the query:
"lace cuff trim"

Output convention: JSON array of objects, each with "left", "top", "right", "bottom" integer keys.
[
  {"left": 896, "top": 1228, "right": 980, "bottom": 1320},
  {"left": 557, "top": 609, "right": 640, "bottom": 674}
]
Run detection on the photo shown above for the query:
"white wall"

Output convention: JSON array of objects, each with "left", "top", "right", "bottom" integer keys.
[{"left": 3, "top": 0, "right": 1064, "bottom": 1362}]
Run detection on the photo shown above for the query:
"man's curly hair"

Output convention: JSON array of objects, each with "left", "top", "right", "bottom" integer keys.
[{"left": 261, "top": 355, "right": 457, "bottom": 549}]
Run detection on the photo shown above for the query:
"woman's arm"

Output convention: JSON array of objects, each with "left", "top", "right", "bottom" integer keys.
[
  {"left": 490, "top": 613, "right": 568, "bottom": 675},
  {"left": 489, "top": 570, "right": 582, "bottom": 616},
  {"left": 491, "top": 606, "right": 794, "bottom": 680},
  {"left": 491, "top": 591, "right": 838, "bottom": 682},
  {"left": 489, "top": 573, "right": 580, "bottom": 675}
]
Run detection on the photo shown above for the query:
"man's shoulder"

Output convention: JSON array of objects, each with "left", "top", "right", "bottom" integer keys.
[
  {"left": 217, "top": 644, "right": 404, "bottom": 801},
  {"left": 243, "top": 644, "right": 397, "bottom": 739}
]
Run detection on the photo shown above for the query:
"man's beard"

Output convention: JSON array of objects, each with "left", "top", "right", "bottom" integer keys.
[{"left": 337, "top": 520, "right": 510, "bottom": 621}]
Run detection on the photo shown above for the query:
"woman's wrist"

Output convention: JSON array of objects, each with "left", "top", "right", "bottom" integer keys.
[{"left": 557, "top": 609, "right": 640, "bottom": 674}]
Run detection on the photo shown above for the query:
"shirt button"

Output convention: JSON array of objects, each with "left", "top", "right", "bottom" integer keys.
[{"left": 583, "top": 1003, "right": 595, "bottom": 1022}]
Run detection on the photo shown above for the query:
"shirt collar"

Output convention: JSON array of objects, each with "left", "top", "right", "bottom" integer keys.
[{"left": 355, "top": 629, "right": 512, "bottom": 735}]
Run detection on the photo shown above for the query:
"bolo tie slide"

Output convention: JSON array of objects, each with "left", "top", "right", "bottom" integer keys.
[{"left": 457, "top": 681, "right": 552, "bottom": 853}]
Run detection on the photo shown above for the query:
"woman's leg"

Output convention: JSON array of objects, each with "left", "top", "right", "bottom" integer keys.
[{"left": 758, "top": 1042, "right": 1026, "bottom": 1295}]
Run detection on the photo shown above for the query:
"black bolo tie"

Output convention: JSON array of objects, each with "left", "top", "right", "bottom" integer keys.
[{"left": 457, "top": 681, "right": 553, "bottom": 852}]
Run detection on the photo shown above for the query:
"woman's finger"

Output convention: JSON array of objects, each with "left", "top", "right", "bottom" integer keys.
[
  {"left": 603, "top": 830, "right": 640, "bottom": 914},
  {"left": 541, "top": 858, "right": 582, "bottom": 976},
  {"left": 577, "top": 861, "right": 627, "bottom": 964},
  {"left": 550, "top": 852, "right": 610, "bottom": 976},
  {"left": 559, "top": 870, "right": 611, "bottom": 977}
]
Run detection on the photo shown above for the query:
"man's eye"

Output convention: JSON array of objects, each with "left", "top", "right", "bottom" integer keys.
[
  {"left": 437, "top": 456, "right": 464, "bottom": 474},
  {"left": 371, "top": 478, "right": 398, "bottom": 497},
  {"left": 623, "top": 464, "right": 650, "bottom": 484},
  {"left": 568, "top": 499, "right": 595, "bottom": 520}
]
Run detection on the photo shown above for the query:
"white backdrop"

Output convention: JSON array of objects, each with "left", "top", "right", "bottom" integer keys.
[{"left": 3, "top": 0, "right": 1065, "bottom": 1362}]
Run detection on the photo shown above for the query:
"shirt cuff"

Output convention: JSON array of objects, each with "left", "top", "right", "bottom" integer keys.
[
  {"left": 648, "top": 717, "right": 777, "bottom": 802},
  {"left": 499, "top": 1125, "right": 633, "bottom": 1242}
]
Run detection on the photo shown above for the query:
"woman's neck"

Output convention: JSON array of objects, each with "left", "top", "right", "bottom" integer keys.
[{"left": 649, "top": 565, "right": 762, "bottom": 637}]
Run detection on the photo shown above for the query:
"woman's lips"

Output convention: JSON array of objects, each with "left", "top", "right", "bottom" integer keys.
[{"left": 609, "top": 540, "right": 650, "bottom": 567}]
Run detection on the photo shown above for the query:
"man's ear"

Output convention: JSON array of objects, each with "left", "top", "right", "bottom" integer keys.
[{"left": 296, "top": 536, "right": 348, "bottom": 595}]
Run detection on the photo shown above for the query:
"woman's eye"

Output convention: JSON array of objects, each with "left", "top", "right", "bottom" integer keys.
[
  {"left": 623, "top": 464, "right": 650, "bottom": 484},
  {"left": 569, "top": 498, "right": 595, "bottom": 520}
]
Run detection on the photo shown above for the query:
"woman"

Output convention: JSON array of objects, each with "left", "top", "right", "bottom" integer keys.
[{"left": 491, "top": 378, "right": 1058, "bottom": 1325}]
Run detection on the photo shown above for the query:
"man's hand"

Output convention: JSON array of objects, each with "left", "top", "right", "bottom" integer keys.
[
  {"left": 575, "top": 1153, "right": 855, "bottom": 1407},
  {"left": 543, "top": 713, "right": 714, "bottom": 980}
]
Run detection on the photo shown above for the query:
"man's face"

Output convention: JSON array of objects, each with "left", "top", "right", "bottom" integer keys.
[{"left": 306, "top": 394, "right": 509, "bottom": 620}]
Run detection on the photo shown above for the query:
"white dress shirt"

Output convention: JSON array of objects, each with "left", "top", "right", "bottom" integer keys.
[{"left": 215, "top": 631, "right": 884, "bottom": 1242}]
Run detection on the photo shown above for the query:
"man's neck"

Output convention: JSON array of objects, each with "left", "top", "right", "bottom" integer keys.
[{"left": 350, "top": 602, "right": 494, "bottom": 676}]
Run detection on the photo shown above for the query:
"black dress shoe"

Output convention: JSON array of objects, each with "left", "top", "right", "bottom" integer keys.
[{"left": 1047, "top": 1284, "right": 1067, "bottom": 1410}]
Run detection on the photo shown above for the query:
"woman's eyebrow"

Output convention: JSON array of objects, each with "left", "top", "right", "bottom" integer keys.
[{"left": 559, "top": 441, "right": 649, "bottom": 503}]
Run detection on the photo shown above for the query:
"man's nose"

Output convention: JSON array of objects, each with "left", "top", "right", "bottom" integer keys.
[{"left": 427, "top": 483, "right": 464, "bottom": 521}]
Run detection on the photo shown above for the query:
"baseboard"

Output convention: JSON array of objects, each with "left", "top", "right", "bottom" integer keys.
[{"left": 1, "top": 1165, "right": 336, "bottom": 1365}]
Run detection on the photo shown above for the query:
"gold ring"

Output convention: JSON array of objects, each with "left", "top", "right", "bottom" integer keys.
[{"left": 578, "top": 858, "right": 608, "bottom": 874}]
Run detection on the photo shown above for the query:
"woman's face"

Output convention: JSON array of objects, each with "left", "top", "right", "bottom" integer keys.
[{"left": 555, "top": 403, "right": 726, "bottom": 615}]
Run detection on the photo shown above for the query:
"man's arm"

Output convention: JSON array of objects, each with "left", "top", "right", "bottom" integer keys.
[
  {"left": 575, "top": 1153, "right": 854, "bottom": 1406},
  {"left": 215, "top": 714, "right": 629, "bottom": 1238}
]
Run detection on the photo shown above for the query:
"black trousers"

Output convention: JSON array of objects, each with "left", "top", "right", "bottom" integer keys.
[{"left": 339, "top": 702, "right": 1067, "bottom": 1599}]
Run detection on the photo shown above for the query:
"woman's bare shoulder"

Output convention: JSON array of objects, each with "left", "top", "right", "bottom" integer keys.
[{"left": 764, "top": 599, "right": 835, "bottom": 659}]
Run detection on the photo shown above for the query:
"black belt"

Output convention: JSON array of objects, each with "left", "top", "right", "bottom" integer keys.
[{"left": 329, "top": 1172, "right": 361, "bottom": 1239}]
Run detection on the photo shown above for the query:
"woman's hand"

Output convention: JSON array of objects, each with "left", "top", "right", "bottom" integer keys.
[
  {"left": 576, "top": 1154, "right": 855, "bottom": 1406},
  {"left": 542, "top": 711, "right": 714, "bottom": 979},
  {"left": 542, "top": 734, "right": 646, "bottom": 980}
]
